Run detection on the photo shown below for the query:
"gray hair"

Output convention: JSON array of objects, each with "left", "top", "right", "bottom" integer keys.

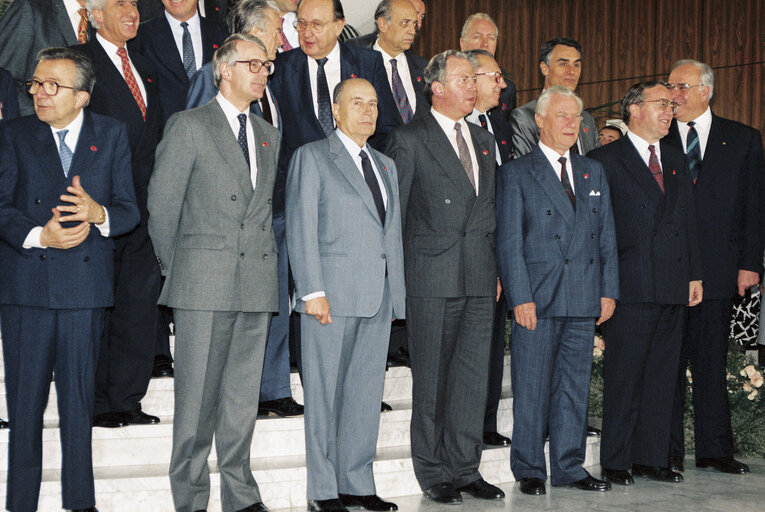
[
  {"left": 672, "top": 59, "right": 714, "bottom": 100},
  {"left": 621, "top": 80, "right": 669, "bottom": 125},
  {"left": 536, "top": 85, "right": 583, "bottom": 116},
  {"left": 212, "top": 34, "right": 267, "bottom": 88},
  {"left": 423, "top": 49, "right": 476, "bottom": 103},
  {"left": 85, "top": 0, "right": 105, "bottom": 29},
  {"left": 36, "top": 47, "right": 96, "bottom": 95},
  {"left": 227, "top": 0, "right": 281, "bottom": 35},
  {"left": 374, "top": 0, "right": 394, "bottom": 23},
  {"left": 460, "top": 13, "right": 498, "bottom": 39}
]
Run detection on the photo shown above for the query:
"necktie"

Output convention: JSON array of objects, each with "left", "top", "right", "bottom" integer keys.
[
  {"left": 237, "top": 113, "right": 250, "bottom": 170},
  {"left": 454, "top": 122, "right": 475, "bottom": 190},
  {"left": 116, "top": 47, "right": 146, "bottom": 120},
  {"left": 686, "top": 121, "right": 702, "bottom": 183},
  {"left": 360, "top": 150, "right": 385, "bottom": 224},
  {"left": 558, "top": 156, "right": 575, "bottom": 208},
  {"left": 181, "top": 21, "right": 196, "bottom": 79},
  {"left": 57, "top": 130, "right": 73, "bottom": 177},
  {"left": 260, "top": 93, "right": 273, "bottom": 126},
  {"left": 389, "top": 58, "right": 413, "bottom": 124},
  {"left": 478, "top": 113, "right": 488, "bottom": 130},
  {"left": 315, "top": 57, "right": 333, "bottom": 136},
  {"left": 280, "top": 17, "right": 293, "bottom": 51},
  {"left": 77, "top": 8, "right": 88, "bottom": 44},
  {"left": 648, "top": 144, "right": 665, "bottom": 194}
]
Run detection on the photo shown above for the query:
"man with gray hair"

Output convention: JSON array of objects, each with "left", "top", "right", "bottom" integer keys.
[
  {"left": 149, "top": 34, "right": 280, "bottom": 512},
  {"left": 664, "top": 59, "right": 763, "bottom": 475},
  {"left": 385, "top": 49, "right": 504, "bottom": 505},
  {"left": 496, "top": 85, "right": 618, "bottom": 495}
]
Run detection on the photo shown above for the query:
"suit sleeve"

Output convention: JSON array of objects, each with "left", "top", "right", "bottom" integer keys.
[
  {"left": 104, "top": 123, "right": 140, "bottom": 237},
  {"left": 0, "top": 1, "right": 37, "bottom": 113},
  {"left": 595, "top": 164, "right": 619, "bottom": 300},
  {"left": 186, "top": 65, "right": 217, "bottom": 110},
  {"left": 0, "top": 123, "right": 38, "bottom": 252},
  {"left": 740, "top": 128, "right": 764, "bottom": 273},
  {"left": 510, "top": 108, "right": 537, "bottom": 158}
]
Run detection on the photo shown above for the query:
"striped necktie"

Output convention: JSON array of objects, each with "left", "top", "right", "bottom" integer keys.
[
  {"left": 390, "top": 58, "right": 413, "bottom": 124},
  {"left": 686, "top": 121, "right": 702, "bottom": 183}
]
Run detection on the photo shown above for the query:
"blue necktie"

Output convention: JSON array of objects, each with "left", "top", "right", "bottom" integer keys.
[
  {"left": 315, "top": 57, "right": 334, "bottom": 136},
  {"left": 57, "top": 129, "right": 73, "bottom": 177},
  {"left": 390, "top": 58, "right": 413, "bottom": 124},
  {"left": 181, "top": 21, "right": 196, "bottom": 79},
  {"left": 686, "top": 121, "right": 702, "bottom": 183},
  {"left": 237, "top": 113, "right": 250, "bottom": 169}
]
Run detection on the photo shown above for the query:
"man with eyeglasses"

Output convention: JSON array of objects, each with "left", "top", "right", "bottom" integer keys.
[
  {"left": 663, "top": 60, "right": 763, "bottom": 476},
  {"left": 0, "top": 46, "right": 139, "bottom": 512},
  {"left": 148, "top": 33, "right": 280, "bottom": 512},
  {"left": 588, "top": 80, "right": 703, "bottom": 486},
  {"left": 385, "top": 50, "right": 504, "bottom": 505}
]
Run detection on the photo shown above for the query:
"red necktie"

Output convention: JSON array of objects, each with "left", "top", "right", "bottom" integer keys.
[
  {"left": 77, "top": 8, "right": 88, "bottom": 43},
  {"left": 280, "top": 17, "right": 293, "bottom": 51},
  {"left": 648, "top": 144, "right": 664, "bottom": 194},
  {"left": 116, "top": 47, "right": 146, "bottom": 120}
]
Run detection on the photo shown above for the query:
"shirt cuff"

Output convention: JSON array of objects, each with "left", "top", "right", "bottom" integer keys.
[
  {"left": 95, "top": 207, "right": 110, "bottom": 237},
  {"left": 301, "top": 291, "right": 326, "bottom": 302},
  {"left": 22, "top": 226, "right": 45, "bottom": 249}
]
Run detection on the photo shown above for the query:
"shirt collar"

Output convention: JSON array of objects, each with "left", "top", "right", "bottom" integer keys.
[
  {"left": 335, "top": 127, "right": 370, "bottom": 155},
  {"left": 216, "top": 91, "right": 249, "bottom": 117},
  {"left": 466, "top": 107, "right": 489, "bottom": 125},
  {"left": 373, "top": 40, "right": 402, "bottom": 62},
  {"left": 538, "top": 141, "right": 570, "bottom": 169},
  {"left": 164, "top": 10, "right": 201, "bottom": 31},
  {"left": 680, "top": 106, "right": 712, "bottom": 131},
  {"left": 431, "top": 107, "right": 467, "bottom": 134},
  {"left": 50, "top": 108, "right": 85, "bottom": 141},
  {"left": 96, "top": 32, "right": 126, "bottom": 53},
  {"left": 627, "top": 129, "right": 661, "bottom": 160},
  {"left": 62, "top": 0, "right": 82, "bottom": 17}
]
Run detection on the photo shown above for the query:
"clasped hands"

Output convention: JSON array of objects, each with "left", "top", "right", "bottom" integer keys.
[{"left": 40, "top": 175, "right": 105, "bottom": 249}]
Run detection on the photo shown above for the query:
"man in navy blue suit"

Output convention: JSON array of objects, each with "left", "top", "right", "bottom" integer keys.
[
  {"left": 0, "top": 47, "right": 139, "bottom": 512},
  {"left": 496, "top": 86, "right": 618, "bottom": 496}
]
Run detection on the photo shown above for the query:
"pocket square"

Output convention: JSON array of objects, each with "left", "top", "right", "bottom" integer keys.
[{"left": 589, "top": 190, "right": 601, "bottom": 196}]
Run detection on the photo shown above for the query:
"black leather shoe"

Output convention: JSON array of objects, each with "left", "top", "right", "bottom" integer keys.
[
  {"left": 152, "top": 355, "right": 174, "bottom": 378},
  {"left": 483, "top": 431, "right": 511, "bottom": 446},
  {"left": 307, "top": 498, "right": 348, "bottom": 512},
  {"left": 567, "top": 474, "right": 611, "bottom": 492},
  {"left": 696, "top": 456, "right": 750, "bottom": 474},
  {"left": 0, "top": 418, "right": 8, "bottom": 429},
  {"left": 631, "top": 464, "right": 683, "bottom": 482},
  {"left": 72, "top": 508, "right": 98, "bottom": 512},
  {"left": 586, "top": 425, "right": 601, "bottom": 436},
  {"left": 258, "top": 397, "right": 304, "bottom": 417},
  {"left": 423, "top": 482, "right": 462, "bottom": 504},
  {"left": 120, "top": 409, "right": 160, "bottom": 425},
  {"left": 669, "top": 455, "right": 684, "bottom": 472},
  {"left": 518, "top": 478, "right": 545, "bottom": 495},
  {"left": 602, "top": 468, "right": 633, "bottom": 486},
  {"left": 457, "top": 478, "right": 505, "bottom": 499},
  {"left": 92, "top": 412, "right": 125, "bottom": 428},
  {"left": 381, "top": 401, "right": 392, "bottom": 412},
  {"left": 339, "top": 494, "right": 397, "bottom": 511},
  {"left": 235, "top": 502, "right": 269, "bottom": 512}
]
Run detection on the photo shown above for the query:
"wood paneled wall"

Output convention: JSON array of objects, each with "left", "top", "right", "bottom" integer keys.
[{"left": 413, "top": 0, "right": 765, "bottom": 141}]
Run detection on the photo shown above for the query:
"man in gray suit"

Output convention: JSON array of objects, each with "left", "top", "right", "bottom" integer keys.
[
  {"left": 286, "top": 78, "right": 406, "bottom": 512},
  {"left": 511, "top": 38, "right": 598, "bottom": 157},
  {"left": 148, "top": 34, "right": 280, "bottom": 512},
  {"left": 384, "top": 50, "right": 504, "bottom": 505}
]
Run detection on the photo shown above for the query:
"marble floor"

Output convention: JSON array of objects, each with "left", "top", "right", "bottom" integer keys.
[{"left": 279, "top": 458, "right": 765, "bottom": 512}]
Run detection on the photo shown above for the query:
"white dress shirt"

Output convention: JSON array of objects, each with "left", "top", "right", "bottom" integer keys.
[
  {"left": 466, "top": 108, "right": 502, "bottom": 166},
  {"left": 431, "top": 108, "right": 480, "bottom": 195},
  {"left": 280, "top": 12, "right": 299, "bottom": 51},
  {"left": 675, "top": 106, "right": 712, "bottom": 158},
  {"left": 63, "top": 0, "right": 86, "bottom": 38},
  {"left": 95, "top": 33, "right": 148, "bottom": 105},
  {"left": 627, "top": 130, "right": 663, "bottom": 170},
  {"left": 307, "top": 42, "right": 341, "bottom": 120},
  {"left": 165, "top": 10, "right": 204, "bottom": 71},
  {"left": 538, "top": 142, "right": 574, "bottom": 194},
  {"left": 216, "top": 92, "right": 258, "bottom": 189},
  {"left": 373, "top": 40, "right": 417, "bottom": 114}
]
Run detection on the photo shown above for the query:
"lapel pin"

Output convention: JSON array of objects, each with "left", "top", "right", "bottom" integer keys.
[
  {"left": 90, "top": 145, "right": 98, "bottom": 151},
  {"left": 583, "top": 127, "right": 589, "bottom": 132},
  {"left": 673, "top": 169, "right": 677, "bottom": 175},
  {"left": 262, "top": 142, "right": 268, "bottom": 147},
  {"left": 215, "top": 6, "right": 220, "bottom": 12},
  {"left": 416, "top": 76, "right": 422, "bottom": 82},
  {"left": 383, "top": 166, "right": 387, "bottom": 171},
  {"left": 147, "top": 77, "right": 152, "bottom": 83},
  {"left": 482, "top": 149, "right": 488, "bottom": 155},
  {"left": 213, "top": 44, "right": 219, "bottom": 49},
  {"left": 350, "top": 73, "right": 357, "bottom": 78},
  {"left": 501, "top": 140, "right": 507, "bottom": 145},
  {"left": 584, "top": 173, "right": 588, "bottom": 179}
]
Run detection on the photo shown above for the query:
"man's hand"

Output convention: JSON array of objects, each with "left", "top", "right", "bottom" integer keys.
[
  {"left": 513, "top": 301, "right": 537, "bottom": 330},
  {"left": 688, "top": 280, "right": 703, "bottom": 307},
  {"left": 596, "top": 297, "right": 616, "bottom": 325},
  {"left": 56, "top": 175, "right": 106, "bottom": 224},
  {"left": 737, "top": 269, "right": 760, "bottom": 296},
  {"left": 305, "top": 296, "right": 332, "bottom": 324},
  {"left": 496, "top": 279, "right": 502, "bottom": 302},
  {"left": 39, "top": 208, "right": 90, "bottom": 249}
]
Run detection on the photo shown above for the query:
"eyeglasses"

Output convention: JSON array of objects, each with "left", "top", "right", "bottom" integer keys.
[
  {"left": 234, "top": 59, "right": 275, "bottom": 75},
  {"left": 26, "top": 79, "right": 76, "bottom": 96},
  {"left": 667, "top": 83, "right": 705, "bottom": 92},
  {"left": 448, "top": 75, "right": 477, "bottom": 86},
  {"left": 555, "top": 113, "right": 583, "bottom": 122},
  {"left": 294, "top": 18, "right": 333, "bottom": 32},
  {"left": 475, "top": 71, "right": 504, "bottom": 84},
  {"left": 638, "top": 98, "right": 678, "bottom": 114}
]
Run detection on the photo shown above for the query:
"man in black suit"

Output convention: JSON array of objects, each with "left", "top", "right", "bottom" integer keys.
[
  {"left": 588, "top": 81, "right": 703, "bottom": 486},
  {"left": 664, "top": 59, "right": 763, "bottom": 475},
  {"left": 74, "top": 0, "right": 163, "bottom": 428},
  {"left": 385, "top": 50, "right": 504, "bottom": 505}
]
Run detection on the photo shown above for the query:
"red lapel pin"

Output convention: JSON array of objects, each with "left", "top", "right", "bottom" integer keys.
[
  {"left": 482, "top": 149, "right": 488, "bottom": 155},
  {"left": 672, "top": 169, "right": 677, "bottom": 175},
  {"left": 90, "top": 145, "right": 98, "bottom": 152},
  {"left": 213, "top": 44, "right": 219, "bottom": 49},
  {"left": 501, "top": 140, "right": 507, "bottom": 145},
  {"left": 416, "top": 76, "right": 422, "bottom": 82},
  {"left": 262, "top": 142, "right": 268, "bottom": 147},
  {"left": 584, "top": 173, "right": 589, "bottom": 179},
  {"left": 583, "top": 127, "right": 589, "bottom": 132},
  {"left": 350, "top": 73, "right": 357, "bottom": 78},
  {"left": 147, "top": 77, "right": 152, "bottom": 83}
]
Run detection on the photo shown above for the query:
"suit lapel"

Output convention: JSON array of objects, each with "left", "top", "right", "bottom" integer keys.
[
  {"left": 567, "top": 155, "right": 592, "bottom": 253},
  {"left": 423, "top": 115, "right": 476, "bottom": 198},
  {"left": 370, "top": 149, "right": 394, "bottom": 231},
  {"left": 619, "top": 137, "right": 665, "bottom": 203},
  {"left": 698, "top": 115, "right": 723, "bottom": 182},
  {"left": 156, "top": 17, "right": 190, "bottom": 86},
  {"left": 206, "top": 102, "right": 254, "bottom": 198},
  {"left": 89, "top": 41, "right": 146, "bottom": 124},
  {"left": 69, "top": 111, "right": 97, "bottom": 180},
  {"left": 405, "top": 51, "right": 427, "bottom": 118},
  {"left": 339, "top": 42, "right": 358, "bottom": 80},
  {"left": 329, "top": 133, "right": 384, "bottom": 226},
  {"left": 244, "top": 114, "right": 275, "bottom": 218},
  {"left": 33, "top": 119, "right": 68, "bottom": 185},
  {"left": 200, "top": 15, "right": 220, "bottom": 64},
  {"left": 52, "top": 0, "right": 78, "bottom": 45},
  {"left": 293, "top": 51, "right": 324, "bottom": 134},
  {"left": 528, "top": 147, "right": 575, "bottom": 224},
  {"left": 469, "top": 122, "right": 495, "bottom": 198},
  {"left": 659, "top": 141, "right": 682, "bottom": 214}
]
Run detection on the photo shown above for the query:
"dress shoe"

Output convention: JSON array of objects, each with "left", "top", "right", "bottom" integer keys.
[
  {"left": 235, "top": 502, "right": 269, "bottom": 511},
  {"left": 423, "top": 482, "right": 462, "bottom": 504},
  {"left": 258, "top": 397, "right": 304, "bottom": 417},
  {"left": 457, "top": 478, "right": 505, "bottom": 500},
  {"left": 120, "top": 409, "right": 160, "bottom": 425},
  {"left": 339, "top": 494, "right": 397, "bottom": 511},
  {"left": 483, "top": 431, "right": 511, "bottom": 446},
  {"left": 92, "top": 412, "right": 125, "bottom": 428},
  {"left": 0, "top": 418, "right": 8, "bottom": 429},
  {"left": 307, "top": 498, "right": 348, "bottom": 512},
  {"left": 518, "top": 478, "right": 545, "bottom": 495},
  {"left": 586, "top": 425, "right": 601, "bottom": 436},
  {"left": 602, "top": 468, "right": 633, "bottom": 486},
  {"left": 380, "top": 401, "right": 392, "bottom": 412},
  {"left": 696, "top": 455, "right": 750, "bottom": 474},
  {"left": 631, "top": 464, "right": 683, "bottom": 482},
  {"left": 386, "top": 347, "right": 410, "bottom": 368},
  {"left": 152, "top": 355, "right": 174, "bottom": 378},
  {"left": 566, "top": 474, "right": 611, "bottom": 492},
  {"left": 669, "top": 455, "right": 684, "bottom": 472}
]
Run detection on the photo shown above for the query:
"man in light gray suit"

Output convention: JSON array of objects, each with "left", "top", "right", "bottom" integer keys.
[
  {"left": 148, "top": 34, "right": 280, "bottom": 512},
  {"left": 511, "top": 38, "right": 598, "bottom": 157},
  {"left": 286, "top": 78, "right": 406, "bottom": 512}
]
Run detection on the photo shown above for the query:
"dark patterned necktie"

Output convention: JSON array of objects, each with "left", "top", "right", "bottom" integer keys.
[
  {"left": 315, "top": 57, "right": 334, "bottom": 136},
  {"left": 181, "top": 22, "right": 196, "bottom": 79},
  {"left": 360, "top": 150, "right": 385, "bottom": 223},
  {"left": 390, "top": 58, "right": 413, "bottom": 124},
  {"left": 478, "top": 113, "right": 488, "bottom": 130},
  {"left": 454, "top": 122, "right": 475, "bottom": 189},
  {"left": 558, "top": 156, "right": 575, "bottom": 208},
  {"left": 686, "top": 121, "right": 702, "bottom": 183},
  {"left": 237, "top": 113, "right": 250, "bottom": 169},
  {"left": 648, "top": 144, "right": 665, "bottom": 194}
]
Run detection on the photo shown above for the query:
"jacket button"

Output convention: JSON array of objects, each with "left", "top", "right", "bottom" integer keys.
[
  {"left": 554, "top": 234, "right": 560, "bottom": 240},
  {"left": 34, "top": 198, "right": 41, "bottom": 204},
  {"left": 564, "top": 259, "right": 569, "bottom": 264},
  {"left": 261, "top": 225, "right": 266, "bottom": 231},
  {"left": 241, "top": 224, "right": 245, "bottom": 230},
  {"left": 445, "top": 199, "right": 451, "bottom": 204},
  {"left": 268, "top": 198, "right": 272, "bottom": 204},
  {"left": 591, "top": 233, "right": 595, "bottom": 239},
  {"left": 39, "top": 254, "right": 46, "bottom": 261},
  {"left": 592, "top": 208, "right": 598, "bottom": 213},
  {"left": 546, "top": 210, "right": 551, "bottom": 215},
  {"left": 240, "top": 253, "right": 245, "bottom": 259},
  {"left": 589, "top": 259, "right": 594, "bottom": 264},
  {"left": 380, "top": 253, "right": 386, "bottom": 259},
  {"left": 263, "top": 254, "right": 269, "bottom": 260},
  {"left": 640, "top": 204, "right": 646, "bottom": 209},
  {"left": 83, "top": 256, "right": 89, "bottom": 262},
  {"left": 231, "top": 195, "right": 237, "bottom": 201}
]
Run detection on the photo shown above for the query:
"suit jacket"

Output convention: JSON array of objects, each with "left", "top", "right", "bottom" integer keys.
[
  {"left": 286, "top": 131, "right": 406, "bottom": 318},
  {"left": 130, "top": 11, "right": 227, "bottom": 126},
  {"left": 496, "top": 146, "right": 619, "bottom": 317},
  {"left": 0, "top": 67, "right": 19, "bottom": 120},
  {"left": 662, "top": 116, "right": 764, "bottom": 300},
  {"left": 385, "top": 112, "right": 498, "bottom": 298},
  {"left": 511, "top": 99, "right": 598, "bottom": 157},
  {"left": 0, "top": 111, "right": 139, "bottom": 309},
  {"left": 72, "top": 39, "right": 162, "bottom": 218},
  {"left": 588, "top": 136, "right": 702, "bottom": 304},
  {"left": 487, "top": 113, "right": 514, "bottom": 163},
  {"left": 148, "top": 99, "right": 280, "bottom": 313}
]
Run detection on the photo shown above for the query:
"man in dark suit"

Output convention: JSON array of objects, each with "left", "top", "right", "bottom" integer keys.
[
  {"left": 0, "top": 67, "right": 19, "bottom": 120},
  {"left": 0, "top": 0, "right": 92, "bottom": 114},
  {"left": 588, "top": 81, "right": 703, "bottom": 485},
  {"left": 137, "top": 0, "right": 228, "bottom": 24},
  {"left": 511, "top": 38, "right": 598, "bottom": 157},
  {"left": 458, "top": 12, "right": 516, "bottom": 121},
  {"left": 0, "top": 47, "right": 139, "bottom": 512},
  {"left": 384, "top": 50, "right": 504, "bottom": 505},
  {"left": 664, "top": 60, "right": 763, "bottom": 475},
  {"left": 74, "top": 0, "right": 163, "bottom": 428},
  {"left": 496, "top": 86, "right": 618, "bottom": 496}
]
